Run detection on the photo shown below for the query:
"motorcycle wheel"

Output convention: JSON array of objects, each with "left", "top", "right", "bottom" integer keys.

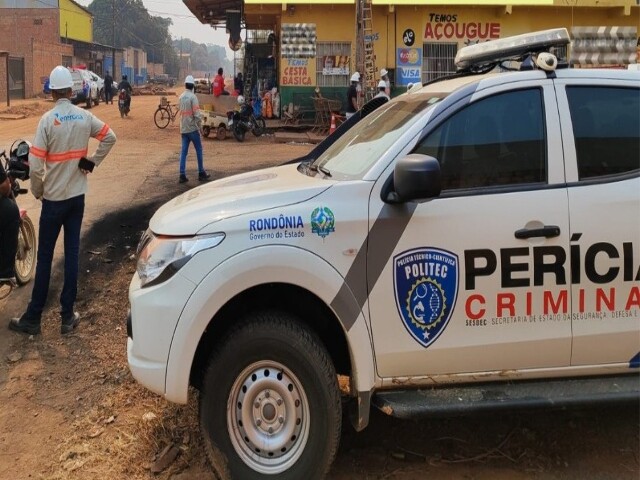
[
  {"left": 85, "top": 96, "right": 92, "bottom": 109},
  {"left": 154, "top": 107, "right": 171, "bottom": 128},
  {"left": 120, "top": 108, "right": 124, "bottom": 119},
  {"left": 233, "top": 124, "right": 245, "bottom": 142},
  {"left": 202, "top": 126, "right": 211, "bottom": 138},
  {"left": 15, "top": 215, "right": 36, "bottom": 285},
  {"left": 216, "top": 125, "right": 227, "bottom": 141},
  {"left": 251, "top": 116, "right": 266, "bottom": 137}
]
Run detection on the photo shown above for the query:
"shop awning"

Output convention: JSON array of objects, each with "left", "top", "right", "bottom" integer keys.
[{"left": 183, "top": 0, "right": 243, "bottom": 28}]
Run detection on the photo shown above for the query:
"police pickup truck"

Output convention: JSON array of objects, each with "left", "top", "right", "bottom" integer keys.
[{"left": 127, "top": 29, "right": 639, "bottom": 479}]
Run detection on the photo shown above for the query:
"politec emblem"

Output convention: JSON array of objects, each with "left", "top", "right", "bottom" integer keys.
[
  {"left": 311, "top": 207, "right": 335, "bottom": 239},
  {"left": 394, "top": 247, "right": 459, "bottom": 348}
]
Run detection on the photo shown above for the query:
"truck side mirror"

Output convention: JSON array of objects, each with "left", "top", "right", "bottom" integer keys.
[{"left": 386, "top": 154, "right": 441, "bottom": 203}]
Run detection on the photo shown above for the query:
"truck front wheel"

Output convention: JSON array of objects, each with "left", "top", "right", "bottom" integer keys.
[{"left": 200, "top": 313, "right": 341, "bottom": 480}]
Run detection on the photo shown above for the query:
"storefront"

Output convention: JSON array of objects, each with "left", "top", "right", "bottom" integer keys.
[{"left": 185, "top": 0, "right": 639, "bottom": 115}]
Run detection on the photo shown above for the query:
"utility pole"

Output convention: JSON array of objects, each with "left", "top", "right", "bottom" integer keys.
[
  {"left": 179, "top": 36, "right": 183, "bottom": 82},
  {"left": 112, "top": 0, "right": 116, "bottom": 79}
]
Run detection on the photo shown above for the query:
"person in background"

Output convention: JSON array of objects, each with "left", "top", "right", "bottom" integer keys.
[
  {"left": 380, "top": 68, "right": 391, "bottom": 97},
  {"left": 178, "top": 75, "right": 210, "bottom": 184},
  {"left": 9, "top": 66, "right": 116, "bottom": 336},
  {"left": 346, "top": 72, "right": 360, "bottom": 119},
  {"left": 0, "top": 161, "right": 19, "bottom": 289},
  {"left": 374, "top": 79, "right": 390, "bottom": 101},
  {"left": 234, "top": 72, "right": 244, "bottom": 96},
  {"left": 104, "top": 71, "right": 113, "bottom": 104},
  {"left": 119, "top": 74, "right": 133, "bottom": 109},
  {"left": 213, "top": 68, "right": 229, "bottom": 96}
]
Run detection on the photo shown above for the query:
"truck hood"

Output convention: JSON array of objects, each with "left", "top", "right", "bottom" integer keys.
[{"left": 150, "top": 163, "right": 332, "bottom": 235}]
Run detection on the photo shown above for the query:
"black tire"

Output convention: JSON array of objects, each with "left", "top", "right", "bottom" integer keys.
[
  {"left": 85, "top": 96, "right": 92, "bottom": 109},
  {"left": 15, "top": 215, "right": 36, "bottom": 285},
  {"left": 216, "top": 125, "right": 226, "bottom": 141},
  {"left": 99, "top": 88, "right": 105, "bottom": 102},
  {"left": 252, "top": 116, "right": 266, "bottom": 136},
  {"left": 233, "top": 123, "right": 245, "bottom": 142},
  {"left": 94, "top": 92, "right": 100, "bottom": 106},
  {"left": 202, "top": 126, "right": 211, "bottom": 138},
  {"left": 154, "top": 107, "right": 171, "bottom": 129},
  {"left": 120, "top": 108, "right": 124, "bottom": 118},
  {"left": 200, "top": 313, "right": 341, "bottom": 480}
]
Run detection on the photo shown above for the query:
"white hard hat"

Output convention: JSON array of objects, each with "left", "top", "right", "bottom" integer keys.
[
  {"left": 237, "top": 95, "right": 245, "bottom": 105},
  {"left": 49, "top": 66, "right": 73, "bottom": 90},
  {"left": 380, "top": 68, "right": 388, "bottom": 77},
  {"left": 185, "top": 75, "right": 195, "bottom": 84},
  {"left": 350, "top": 72, "right": 360, "bottom": 82},
  {"left": 378, "top": 79, "right": 387, "bottom": 89}
]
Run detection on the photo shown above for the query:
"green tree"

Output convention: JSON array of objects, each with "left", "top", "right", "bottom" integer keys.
[{"left": 88, "top": 0, "right": 178, "bottom": 71}]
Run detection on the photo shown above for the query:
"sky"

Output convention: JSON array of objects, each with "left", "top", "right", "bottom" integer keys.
[{"left": 76, "top": 0, "right": 233, "bottom": 58}]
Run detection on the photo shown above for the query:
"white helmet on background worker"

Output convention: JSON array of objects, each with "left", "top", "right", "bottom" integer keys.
[
  {"left": 380, "top": 68, "right": 388, "bottom": 78},
  {"left": 185, "top": 75, "right": 195, "bottom": 85},
  {"left": 350, "top": 72, "right": 360, "bottom": 83},
  {"left": 49, "top": 66, "right": 73, "bottom": 90},
  {"left": 377, "top": 79, "right": 387, "bottom": 89},
  {"left": 237, "top": 95, "right": 245, "bottom": 105}
]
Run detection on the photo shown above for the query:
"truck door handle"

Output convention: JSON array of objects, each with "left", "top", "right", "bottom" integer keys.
[{"left": 514, "top": 225, "right": 561, "bottom": 239}]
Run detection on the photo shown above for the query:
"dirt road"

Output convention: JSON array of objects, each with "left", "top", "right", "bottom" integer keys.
[{"left": 0, "top": 94, "right": 638, "bottom": 480}]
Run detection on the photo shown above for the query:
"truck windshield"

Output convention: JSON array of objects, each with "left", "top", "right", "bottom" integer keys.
[{"left": 311, "top": 96, "right": 443, "bottom": 180}]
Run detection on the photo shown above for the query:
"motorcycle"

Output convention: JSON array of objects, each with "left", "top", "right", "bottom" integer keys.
[
  {"left": 0, "top": 141, "right": 37, "bottom": 299},
  {"left": 227, "top": 96, "right": 266, "bottom": 142},
  {"left": 118, "top": 89, "right": 131, "bottom": 118}
]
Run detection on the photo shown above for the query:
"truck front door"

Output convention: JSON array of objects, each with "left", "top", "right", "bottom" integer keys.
[{"left": 367, "top": 82, "right": 573, "bottom": 379}]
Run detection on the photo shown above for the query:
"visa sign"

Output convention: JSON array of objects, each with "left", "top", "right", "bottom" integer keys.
[{"left": 397, "top": 48, "right": 422, "bottom": 86}]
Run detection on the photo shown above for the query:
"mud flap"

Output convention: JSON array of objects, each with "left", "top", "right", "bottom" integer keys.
[{"left": 349, "top": 390, "right": 372, "bottom": 432}]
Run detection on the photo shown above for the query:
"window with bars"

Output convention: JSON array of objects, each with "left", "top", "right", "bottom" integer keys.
[
  {"left": 423, "top": 42, "right": 457, "bottom": 83},
  {"left": 316, "top": 42, "right": 351, "bottom": 87}
]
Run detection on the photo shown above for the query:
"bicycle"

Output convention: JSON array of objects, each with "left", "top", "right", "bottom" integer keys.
[
  {"left": 154, "top": 96, "right": 179, "bottom": 129},
  {"left": 0, "top": 145, "right": 37, "bottom": 300}
]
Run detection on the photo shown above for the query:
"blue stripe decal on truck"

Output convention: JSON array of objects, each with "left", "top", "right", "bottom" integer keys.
[{"left": 630, "top": 352, "right": 640, "bottom": 368}]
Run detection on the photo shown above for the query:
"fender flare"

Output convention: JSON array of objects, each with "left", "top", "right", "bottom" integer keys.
[{"left": 164, "top": 245, "right": 376, "bottom": 404}]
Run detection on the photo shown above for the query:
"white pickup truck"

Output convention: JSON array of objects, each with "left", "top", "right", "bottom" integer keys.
[{"left": 127, "top": 29, "right": 640, "bottom": 479}]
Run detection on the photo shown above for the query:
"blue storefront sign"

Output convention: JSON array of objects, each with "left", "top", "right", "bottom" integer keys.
[{"left": 396, "top": 47, "right": 422, "bottom": 86}]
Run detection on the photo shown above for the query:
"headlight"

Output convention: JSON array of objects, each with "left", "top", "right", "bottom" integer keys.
[{"left": 136, "top": 230, "right": 225, "bottom": 288}]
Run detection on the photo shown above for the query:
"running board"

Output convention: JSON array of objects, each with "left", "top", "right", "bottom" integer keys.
[{"left": 372, "top": 374, "right": 640, "bottom": 419}]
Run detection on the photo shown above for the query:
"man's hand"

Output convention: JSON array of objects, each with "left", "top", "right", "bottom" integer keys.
[{"left": 0, "top": 178, "right": 11, "bottom": 198}]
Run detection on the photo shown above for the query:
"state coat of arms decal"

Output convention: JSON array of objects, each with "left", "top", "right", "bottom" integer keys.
[{"left": 393, "top": 247, "right": 459, "bottom": 348}]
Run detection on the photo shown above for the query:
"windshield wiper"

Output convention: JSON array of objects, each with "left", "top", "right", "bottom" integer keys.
[
  {"left": 317, "top": 165, "right": 332, "bottom": 177},
  {"left": 306, "top": 163, "right": 332, "bottom": 177}
]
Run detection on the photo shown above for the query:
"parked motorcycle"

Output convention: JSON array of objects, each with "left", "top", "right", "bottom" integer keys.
[
  {"left": 227, "top": 95, "right": 266, "bottom": 142},
  {"left": 0, "top": 141, "right": 37, "bottom": 299},
  {"left": 118, "top": 89, "right": 131, "bottom": 118}
]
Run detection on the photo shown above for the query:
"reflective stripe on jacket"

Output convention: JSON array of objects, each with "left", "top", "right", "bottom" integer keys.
[
  {"left": 179, "top": 89, "right": 202, "bottom": 134},
  {"left": 28, "top": 98, "right": 116, "bottom": 201}
]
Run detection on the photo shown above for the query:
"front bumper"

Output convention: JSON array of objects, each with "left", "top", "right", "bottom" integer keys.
[{"left": 126, "top": 271, "right": 197, "bottom": 402}]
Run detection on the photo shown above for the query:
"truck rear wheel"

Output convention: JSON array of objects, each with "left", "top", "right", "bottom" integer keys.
[{"left": 200, "top": 313, "right": 341, "bottom": 480}]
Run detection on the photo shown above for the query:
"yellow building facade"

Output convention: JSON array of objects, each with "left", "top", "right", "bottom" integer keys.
[
  {"left": 59, "top": 0, "right": 93, "bottom": 43},
  {"left": 241, "top": 0, "right": 638, "bottom": 109}
]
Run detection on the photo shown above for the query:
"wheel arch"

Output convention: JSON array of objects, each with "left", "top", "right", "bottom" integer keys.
[{"left": 164, "top": 246, "right": 376, "bottom": 405}]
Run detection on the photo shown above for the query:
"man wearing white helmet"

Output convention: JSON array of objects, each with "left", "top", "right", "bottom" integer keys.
[
  {"left": 346, "top": 72, "right": 360, "bottom": 119},
  {"left": 374, "top": 79, "right": 390, "bottom": 101},
  {"left": 380, "top": 68, "right": 391, "bottom": 97},
  {"left": 178, "top": 75, "right": 210, "bottom": 184},
  {"left": 10, "top": 65, "right": 116, "bottom": 336}
]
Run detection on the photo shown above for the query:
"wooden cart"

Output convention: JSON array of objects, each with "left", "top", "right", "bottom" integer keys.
[{"left": 201, "top": 110, "right": 230, "bottom": 140}]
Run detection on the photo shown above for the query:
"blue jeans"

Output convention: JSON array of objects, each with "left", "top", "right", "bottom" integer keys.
[
  {"left": 179, "top": 131, "right": 204, "bottom": 176},
  {"left": 23, "top": 195, "right": 84, "bottom": 323}
]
